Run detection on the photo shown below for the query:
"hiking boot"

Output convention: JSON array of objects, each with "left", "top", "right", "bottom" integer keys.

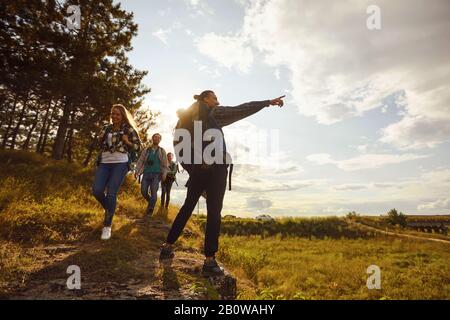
[
  {"left": 145, "top": 203, "right": 154, "bottom": 217},
  {"left": 159, "top": 244, "right": 174, "bottom": 260},
  {"left": 201, "top": 258, "right": 224, "bottom": 277}
]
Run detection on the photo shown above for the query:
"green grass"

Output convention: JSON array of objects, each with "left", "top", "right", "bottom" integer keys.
[
  {"left": 1, "top": 150, "right": 449, "bottom": 300},
  {"left": 217, "top": 235, "right": 450, "bottom": 300}
]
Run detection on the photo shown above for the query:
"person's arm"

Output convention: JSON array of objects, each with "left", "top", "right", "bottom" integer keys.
[
  {"left": 134, "top": 148, "right": 148, "bottom": 179},
  {"left": 212, "top": 100, "right": 271, "bottom": 128}
]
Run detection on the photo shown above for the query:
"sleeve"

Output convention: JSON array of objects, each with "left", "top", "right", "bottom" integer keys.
[
  {"left": 128, "top": 127, "right": 141, "bottom": 152},
  {"left": 212, "top": 100, "right": 271, "bottom": 127},
  {"left": 134, "top": 148, "right": 147, "bottom": 177}
]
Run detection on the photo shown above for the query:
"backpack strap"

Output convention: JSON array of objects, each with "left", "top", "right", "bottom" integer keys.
[
  {"left": 103, "top": 125, "right": 112, "bottom": 141},
  {"left": 228, "top": 163, "right": 233, "bottom": 191}
]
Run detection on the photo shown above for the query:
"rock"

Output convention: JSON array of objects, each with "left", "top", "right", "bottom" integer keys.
[{"left": 207, "top": 271, "right": 237, "bottom": 300}]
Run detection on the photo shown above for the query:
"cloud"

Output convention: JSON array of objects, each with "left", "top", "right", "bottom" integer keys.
[
  {"left": 275, "top": 165, "right": 304, "bottom": 175},
  {"left": 334, "top": 184, "right": 369, "bottom": 191},
  {"left": 380, "top": 115, "right": 450, "bottom": 149},
  {"left": 184, "top": 0, "right": 215, "bottom": 17},
  {"left": 418, "top": 198, "right": 450, "bottom": 211},
  {"left": 356, "top": 144, "right": 369, "bottom": 152},
  {"left": 242, "top": 0, "right": 450, "bottom": 124},
  {"left": 373, "top": 183, "right": 405, "bottom": 189},
  {"left": 246, "top": 196, "right": 273, "bottom": 210},
  {"left": 305, "top": 153, "right": 333, "bottom": 166},
  {"left": 152, "top": 28, "right": 171, "bottom": 45},
  {"left": 420, "top": 168, "right": 450, "bottom": 184},
  {"left": 233, "top": 181, "right": 314, "bottom": 193},
  {"left": 274, "top": 68, "right": 280, "bottom": 80},
  {"left": 306, "top": 153, "right": 430, "bottom": 171},
  {"left": 195, "top": 0, "right": 450, "bottom": 148},
  {"left": 194, "top": 32, "right": 253, "bottom": 73},
  {"left": 152, "top": 21, "right": 183, "bottom": 46}
]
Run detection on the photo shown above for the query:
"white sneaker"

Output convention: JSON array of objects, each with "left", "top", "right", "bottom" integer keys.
[{"left": 101, "top": 227, "right": 111, "bottom": 240}]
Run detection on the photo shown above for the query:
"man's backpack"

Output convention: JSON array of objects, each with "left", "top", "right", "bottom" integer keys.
[
  {"left": 173, "top": 102, "right": 233, "bottom": 190},
  {"left": 173, "top": 101, "right": 210, "bottom": 174}
]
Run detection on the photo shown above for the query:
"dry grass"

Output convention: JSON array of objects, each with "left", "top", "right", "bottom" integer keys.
[
  {"left": 217, "top": 235, "right": 450, "bottom": 300},
  {"left": 1, "top": 150, "right": 448, "bottom": 300},
  {"left": 0, "top": 150, "right": 200, "bottom": 296}
]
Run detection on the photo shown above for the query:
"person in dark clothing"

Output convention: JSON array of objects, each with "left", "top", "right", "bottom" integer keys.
[
  {"left": 160, "top": 90, "right": 285, "bottom": 276},
  {"left": 161, "top": 152, "right": 178, "bottom": 208}
]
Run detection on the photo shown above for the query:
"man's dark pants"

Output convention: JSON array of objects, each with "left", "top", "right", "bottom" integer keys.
[
  {"left": 166, "top": 164, "right": 228, "bottom": 257},
  {"left": 161, "top": 178, "right": 174, "bottom": 207}
]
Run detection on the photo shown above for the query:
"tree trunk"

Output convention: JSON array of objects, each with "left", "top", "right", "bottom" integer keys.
[
  {"left": 52, "top": 100, "right": 71, "bottom": 160},
  {"left": 10, "top": 97, "right": 28, "bottom": 149},
  {"left": 66, "top": 128, "right": 74, "bottom": 162},
  {"left": 36, "top": 100, "right": 52, "bottom": 153},
  {"left": 39, "top": 104, "right": 58, "bottom": 154},
  {"left": 22, "top": 110, "right": 39, "bottom": 149},
  {"left": 83, "top": 136, "right": 97, "bottom": 166},
  {"left": 1, "top": 97, "right": 17, "bottom": 149}
]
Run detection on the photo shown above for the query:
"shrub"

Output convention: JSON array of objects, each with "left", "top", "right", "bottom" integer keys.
[{"left": 386, "top": 208, "right": 407, "bottom": 227}]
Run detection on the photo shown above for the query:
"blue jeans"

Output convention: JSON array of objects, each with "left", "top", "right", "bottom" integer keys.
[
  {"left": 141, "top": 172, "right": 161, "bottom": 214},
  {"left": 92, "top": 162, "right": 128, "bottom": 227}
]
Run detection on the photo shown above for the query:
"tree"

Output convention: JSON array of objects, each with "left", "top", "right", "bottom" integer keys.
[
  {"left": 386, "top": 208, "right": 407, "bottom": 227},
  {"left": 0, "top": 0, "right": 156, "bottom": 163}
]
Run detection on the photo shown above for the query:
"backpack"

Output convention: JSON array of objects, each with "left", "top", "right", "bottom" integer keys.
[{"left": 173, "top": 102, "right": 233, "bottom": 190}]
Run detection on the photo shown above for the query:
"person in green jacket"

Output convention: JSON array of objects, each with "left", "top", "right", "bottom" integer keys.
[{"left": 135, "top": 133, "right": 169, "bottom": 217}]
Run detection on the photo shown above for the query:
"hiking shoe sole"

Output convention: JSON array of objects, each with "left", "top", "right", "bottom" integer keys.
[
  {"left": 159, "top": 248, "right": 174, "bottom": 260},
  {"left": 201, "top": 266, "right": 225, "bottom": 277}
]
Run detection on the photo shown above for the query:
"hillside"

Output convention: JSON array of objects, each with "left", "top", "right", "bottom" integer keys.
[
  {"left": 1, "top": 150, "right": 449, "bottom": 300},
  {"left": 0, "top": 150, "right": 235, "bottom": 299}
]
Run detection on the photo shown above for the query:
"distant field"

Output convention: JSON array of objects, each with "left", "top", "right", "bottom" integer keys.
[
  {"left": 185, "top": 216, "right": 450, "bottom": 299},
  {"left": 353, "top": 215, "right": 450, "bottom": 241},
  {"left": 216, "top": 235, "right": 450, "bottom": 300}
]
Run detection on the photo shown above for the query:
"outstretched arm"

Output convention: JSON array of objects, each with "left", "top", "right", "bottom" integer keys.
[{"left": 212, "top": 96, "right": 285, "bottom": 127}]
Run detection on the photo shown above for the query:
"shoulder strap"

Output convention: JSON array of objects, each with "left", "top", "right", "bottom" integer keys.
[{"left": 101, "top": 125, "right": 113, "bottom": 145}]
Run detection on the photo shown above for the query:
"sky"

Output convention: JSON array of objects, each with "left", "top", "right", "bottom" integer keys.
[{"left": 116, "top": 0, "right": 450, "bottom": 217}]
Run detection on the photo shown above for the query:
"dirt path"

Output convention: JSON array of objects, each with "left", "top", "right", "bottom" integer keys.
[
  {"left": 6, "top": 217, "right": 236, "bottom": 300},
  {"left": 349, "top": 220, "right": 450, "bottom": 244}
]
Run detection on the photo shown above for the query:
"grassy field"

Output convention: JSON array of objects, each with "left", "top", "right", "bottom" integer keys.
[
  {"left": 215, "top": 236, "right": 449, "bottom": 300},
  {"left": 1, "top": 150, "right": 449, "bottom": 300},
  {"left": 188, "top": 217, "right": 450, "bottom": 299},
  {"left": 0, "top": 150, "right": 206, "bottom": 298}
]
